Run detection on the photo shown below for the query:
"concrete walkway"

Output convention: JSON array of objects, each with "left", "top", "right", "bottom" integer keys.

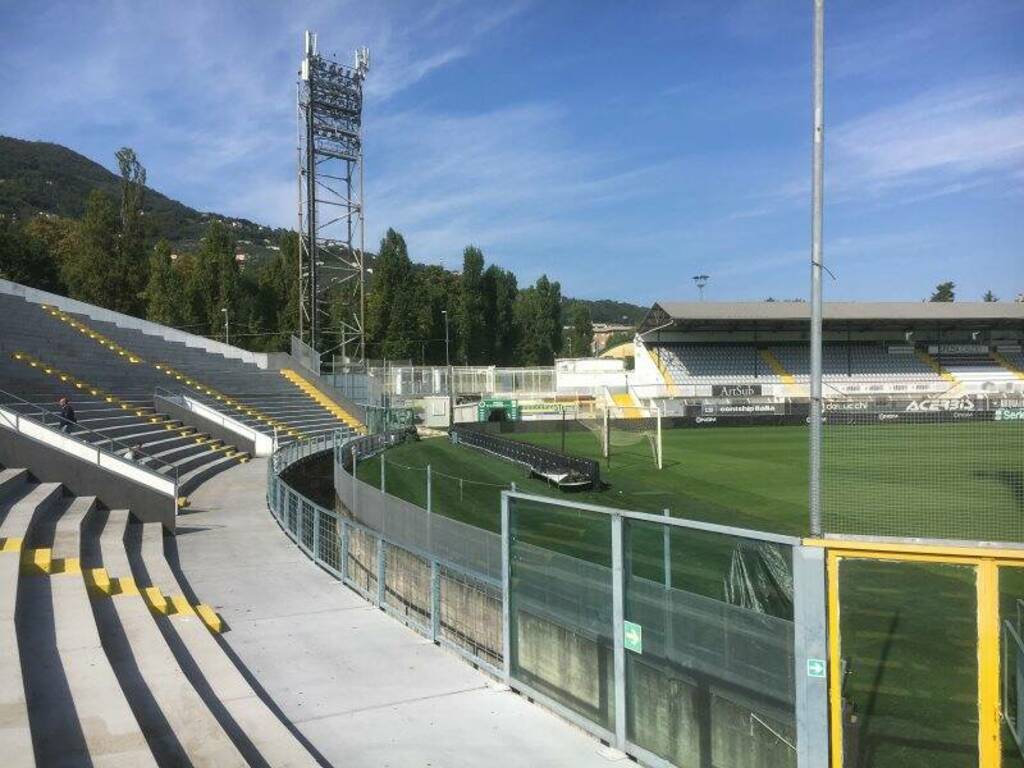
[{"left": 172, "top": 459, "right": 615, "bottom": 768}]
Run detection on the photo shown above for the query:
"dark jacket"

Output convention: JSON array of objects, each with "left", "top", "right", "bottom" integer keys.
[{"left": 60, "top": 403, "right": 77, "bottom": 424}]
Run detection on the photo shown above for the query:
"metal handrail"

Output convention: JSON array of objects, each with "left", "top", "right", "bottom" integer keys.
[{"left": 0, "top": 387, "right": 179, "bottom": 483}]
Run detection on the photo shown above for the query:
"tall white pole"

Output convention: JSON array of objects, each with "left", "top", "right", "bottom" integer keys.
[{"left": 809, "top": 0, "right": 825, "bottom": 535}]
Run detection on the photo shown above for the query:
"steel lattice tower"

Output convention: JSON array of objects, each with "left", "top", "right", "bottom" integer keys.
[{"left": 297, "top": 30, "right": 370, "bottom": 362}]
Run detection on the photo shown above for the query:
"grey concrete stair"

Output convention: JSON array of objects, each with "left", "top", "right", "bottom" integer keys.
[
  {"left": 87, "top": 509, "right": 248, "bottom": 767},
  {"left": 130, "top": 524, "right": 318, "bottom": 767},
  {"left": 17, "top": 495, "right": 159, "bottom": 767},
  {"left": 0, "top": 480, "right": 59, "bottom": 768}
]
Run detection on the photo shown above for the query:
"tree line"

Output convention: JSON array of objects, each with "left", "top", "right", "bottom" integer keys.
[{"left": 0, "top": 148, "right": 593, "bottom": 365}]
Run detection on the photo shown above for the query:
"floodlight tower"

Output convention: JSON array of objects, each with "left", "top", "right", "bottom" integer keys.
[
  {"left": 297, "top": 30, "right": 370, "bottom": 362},
  {"left": 692, "top": 274, "right": 710, "bottom": 301}
]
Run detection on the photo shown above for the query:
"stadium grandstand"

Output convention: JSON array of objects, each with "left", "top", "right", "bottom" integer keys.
[{"left": 632, "top": 300, "right": 1024, "bottom": 404}]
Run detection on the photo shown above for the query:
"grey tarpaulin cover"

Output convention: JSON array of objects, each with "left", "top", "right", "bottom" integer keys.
[{"left": 724, "top": 541, "right": 794, "bottom": 619}]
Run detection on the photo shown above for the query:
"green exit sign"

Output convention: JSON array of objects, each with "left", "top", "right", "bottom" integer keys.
[
  {"left": 806, "top": 658, "right": 826, "bottom": 678},
  {"left": 623, "top": 621, "right": 643, "bottom": 654}
]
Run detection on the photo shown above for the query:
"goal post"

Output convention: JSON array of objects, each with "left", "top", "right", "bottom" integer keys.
[{"left": 604, "top": 403, "right": 663, "bottom": 470}]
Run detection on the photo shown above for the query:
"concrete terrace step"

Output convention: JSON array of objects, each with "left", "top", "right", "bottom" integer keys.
[
  {"left": 17, "top": 496, "right": 159, "bottom": 767},
  {"left": 87, "top": 509, "right": 248, "bottom": 767},
  {"left": 0, "top": 468, "right": 31, "bottom": 504},
  {"left": 177, "top": 453, "right": 245, "bottom": 497},
  {"left": 0, "top": 481, "right": 62, "bottom": 768},
  {"left": 131, "top": 524, "right": 318, "bottom": 767}
]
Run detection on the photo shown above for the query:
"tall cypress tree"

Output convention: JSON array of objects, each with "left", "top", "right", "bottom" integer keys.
[
  {"left": 457, "top": 245, "right": 487, "bottom": 364},
  {"left": 144, "top": 240, "right": 182, "bottom": 326}
]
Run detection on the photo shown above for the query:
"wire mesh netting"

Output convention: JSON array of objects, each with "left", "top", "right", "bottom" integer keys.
[
  {"left": 836, "top": 558, "right": 977, "bottom": 768},
  {"left": 317, "top": 510, "right": 340, "bottom": 574},
  {"left": 383, "top": 542, "right": 432, "bottom": 632},
  {"left": 1001, "top": 567, "right": 1024, "bottom": 765},
  {"left": 823, "top": 405, "right": 1024, "bottom": 543},
  {"left": 440, "top": 564, "right": 503, "bottom": 668},
  {"left": 287, "top": 491, "right": 299, "bottom": 535},
  {"left": 346, "top": 524, "right": 379, "bottom": 599},
  {"left": 624, "top": 519, "right": 797, "bottom": 766},
  {"left": 300, "top": 499, "right": 315, "bottom": 551}
]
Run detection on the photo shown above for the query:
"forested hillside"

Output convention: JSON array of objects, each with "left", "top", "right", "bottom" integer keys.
[
  {"left": 0, "top": 136, "right": 285, "bottom": 255},
  {"left": 0, "top": 138, "right": 644, "bottom": 363}
]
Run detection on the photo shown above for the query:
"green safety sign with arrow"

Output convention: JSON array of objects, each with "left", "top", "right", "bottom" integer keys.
[{"left": 623, "top": 620, "right": 643, "bottom": 654}]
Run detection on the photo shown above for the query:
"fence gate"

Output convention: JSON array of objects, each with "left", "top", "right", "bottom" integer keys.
[{"left": 825, "top": 541, "right": 1024, "bottom": 768}]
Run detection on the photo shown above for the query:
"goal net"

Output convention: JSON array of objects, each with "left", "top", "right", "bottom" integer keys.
[{"left": 579, "top": 404, "right": 662, "bottom": 469}]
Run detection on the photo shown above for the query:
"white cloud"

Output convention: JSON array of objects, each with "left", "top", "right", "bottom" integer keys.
[{"left": 832, "top": 77, "right": 1024, "bottom": 190}]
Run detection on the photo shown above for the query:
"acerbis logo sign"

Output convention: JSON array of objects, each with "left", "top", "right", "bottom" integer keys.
[
  {"left": 995, "top": 408, "right": 1024, "bottom": 421},
  {"left": 905, "top": 398, "right": 975, "bottom": 412}
]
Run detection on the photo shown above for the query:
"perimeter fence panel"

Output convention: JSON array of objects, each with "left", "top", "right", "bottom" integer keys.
[
  {"left": 623, "top": 519, "right": 797, "bottom": 768},
  {"left": 822, "top": 402, "right": 1024, "bottom": 543},
  {"left": 507, "top": 495, "right": 617, "bottom": 737}
]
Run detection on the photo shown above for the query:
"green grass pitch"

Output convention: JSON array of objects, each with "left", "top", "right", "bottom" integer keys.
[{"left": 352, "top": 420, "right": 1024, "bottom": 766}]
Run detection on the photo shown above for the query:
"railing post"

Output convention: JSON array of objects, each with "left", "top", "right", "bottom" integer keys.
[
  {"left": 376, "top": 536, "right": 386, "bottom": 607},
  {"left": 611, "top": 513, "right": 626, "bottom": 753},
  {"left": 794, "top": 546, "right": 829, "bottom": 768},
  {"left": 380, "top": 450, "right": 386, "bottom": 494},
  {"left": 662, "top": 508, "right": 672, "bottom": 589},
  {"left": 340, "top": 519, "right": 350, "bottom": 582},
  {"left": 313, "top": 506, "right": 321, "bottom": 562},
  {"left": 426, "top": 464, "right": 432, "bottom": 514},
  {"left": 352, "top": 447, "right": 358, "bottom": 514},
  {"left": 501, "top": 491, "right": 511, "bottom": 682},
  {"left": 430, "top": 559, "right": 441, "bottom": 643}
]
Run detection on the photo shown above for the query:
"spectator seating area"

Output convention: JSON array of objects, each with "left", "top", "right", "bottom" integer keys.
[
  {"left": 650, "top": 342, "right": 955, "bottom": 384},
  {"left": 0, "top": 464, "right": 318, "bottom": 766},
  {"left": 0, "top": 291, "right": 363, "bottom": 498}
]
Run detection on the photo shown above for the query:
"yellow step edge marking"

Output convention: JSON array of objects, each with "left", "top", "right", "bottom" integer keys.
[
  {"left": 0, "top": 537, "right": 24, "bottom": 553},
  {"left": 50, "top": 557, "right": 81, "bottom": 575},
  {"left": 281, "top": 368, "right": 364, "bottom": 432},
  {"left": 758, "top": 349, "right": 798, "bottom": 387},
  {"left": 85, "top": 567, "right": 111, "bottom": 594},
  {"left": 143, "top": 586, "right": 168, "bottom": 613},
  {"left": 21, "top": 548, "right": 51, "bottom": 574},
  {"left": 18, "top": 549, "right": 80, "bottom": 575},
  {"left": 169, "top": 595, "right": 195, "bottom": 616},
  {"left": 195, "top": 604, "right": 223, "bottom": 632},
  {"left": 914, "top": 349, "right": 956, "bottom": 382},
  {"left": 991, "top": 351, "right": 1024, "bottom": 381}
]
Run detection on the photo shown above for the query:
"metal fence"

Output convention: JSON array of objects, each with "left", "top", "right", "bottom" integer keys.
[
  {"left": 269, "top": 431, "right": 504, "bottom": 676},
  {"left": 290, "top": 335, "right": 321, "bottom": 376},
  {"left": 268, "top": 433, "right": 829, "bottom": 768}
]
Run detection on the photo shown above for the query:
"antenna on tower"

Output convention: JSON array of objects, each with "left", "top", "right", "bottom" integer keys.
[{"left": 692, "top": 274, "right": 710, "bottom": 301}]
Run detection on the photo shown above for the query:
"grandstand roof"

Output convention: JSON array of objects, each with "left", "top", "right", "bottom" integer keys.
[{"left": 639, "top": 301, "right": 1024, "bottom": 332}]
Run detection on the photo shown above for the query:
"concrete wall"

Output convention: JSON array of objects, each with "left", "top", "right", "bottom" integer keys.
[{"left": 0, "top": 428, "right": 176, "bottom": 529}]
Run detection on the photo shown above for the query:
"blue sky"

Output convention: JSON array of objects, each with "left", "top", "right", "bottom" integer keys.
[{"left": 1, "top": 1, "right": 1022, "bottom": 304}]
